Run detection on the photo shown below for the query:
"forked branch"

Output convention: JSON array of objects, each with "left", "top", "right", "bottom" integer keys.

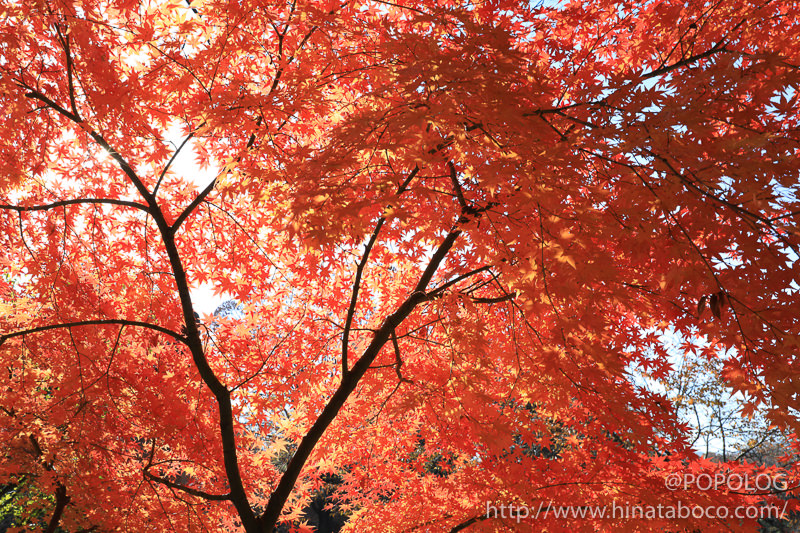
[{"left": 259, "top": 220, "right": 464, "bottom": 531}]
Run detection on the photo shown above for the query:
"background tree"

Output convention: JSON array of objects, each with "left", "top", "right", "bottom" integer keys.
[
  {"left": 643, "top": 334, "right": 790, "bottom": 463},
  {"left": 1, "top": 0, "right": 799, "bottom": 531}
]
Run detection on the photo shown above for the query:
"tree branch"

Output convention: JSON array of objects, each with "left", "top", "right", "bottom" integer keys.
[
  {"left": 342, "top": 217, "right": 385, "bottom": 376},
  {"left": 448, "top": 161, "right": 469, "bottom": 212},
  {"left": 450, "top": 514, "right": 488, "bottom": 532},
  {"left": 0, "top": 319, "right": 186, "bottom": 348},
  {"left": 391, "top": 329, "right": 412, "bottom": 384},
  {"left": 143, "top": 470, "right": 231, "bottom": 501},
  {"left": 154, "top": 131, "right": 196, "bottom": 197},
  {"left": 426, "top": 266, "right": 493, "bottom": 299},
  {"left": 27, "top": 433, "right": 70, "bottom": 533},
  {"left": 21, "top": 62, "right": 258, "bottom": 532},
  {"left": 342, "top": 165, "right": 420, "bottom": 376},
  {"left": 23, "top": 88, "right": 81, "bottom": 123},
  {"left": 523, "top": 32, "right": 741, "bottom": 120},
  {"left": 22, "top": 88, "right": 154, "bottom": 204},
  {"left": 53, "top": 22, "right": 80, "bottom": 118},
  {"left": 143, "top": 440, "right": 231, "bottom": 501},
  {"left": 44, "top": 483, "right": 69, "bottom": 533},
  {"left": 470, "top": 293, "right": 515, "bottom": 304},
  {"left": 171, "top": 172, "right": 219, "bottom": 231},
  {"left": 259, "top": 222, "right": 463, "bottom": 531},
  {"left": 153, "top": 195, "right": 259, "bottom": 530},
  {"left": 0, "top": 198, "right": 149, "bottom": 213},
  {"left": 171, "top": 116, "right": 263, "bottom": 231},
  {"left": 640, "top": 38, "right": 730, "bottom": 80}
]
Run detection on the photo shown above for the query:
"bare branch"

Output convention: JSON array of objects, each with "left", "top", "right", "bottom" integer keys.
[
  {"left": 450, "top": 514, "right": 488, "bottom": 532},
  {"left": 171, "top": 173, "right": 219, "bottom": 231},
  {"left": 391, "top": 329, "right": 412, "bottom": 384},
  {"left": 143, "top": 470, "right": 231, "bottom": 501},
  {"left": 471, "top": 293, "right": 515, "bottom": 304},
  {"left": 427, "top": 266, "right": 493, "bottom": 299},
  {"left": 23, "top": 88, "right": 81, "bottom": 123},
  {"left": 53, "top": 23, "right": 79, "bottom": 118},
  {"left": 0, "top": 198, "right": 149, "bottom": 213},
  {"left": 448, "top": 161, "right": 469, "bottom": 212},
  {"left": 0, "top": 319, "right": 186, "bottom": 348},
  {"left": 154, "top": 131, "right": 196, "bottom": 197},
  {"left": 342, "top": 217, "right": 385, "bottom": 376}
]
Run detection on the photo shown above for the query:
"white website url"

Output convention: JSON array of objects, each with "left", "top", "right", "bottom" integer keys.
[{"left": 486, "top": 500, "right": 789, "bottom": 523}]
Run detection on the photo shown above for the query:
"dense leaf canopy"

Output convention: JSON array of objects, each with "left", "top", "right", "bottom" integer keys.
[{"left": 1, "top": 0, "right": 799, "bottom": 531}]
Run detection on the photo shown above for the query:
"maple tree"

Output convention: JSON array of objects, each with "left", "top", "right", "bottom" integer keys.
[{"left": 1, "top": 0, "right": 799, "bottom": 531}]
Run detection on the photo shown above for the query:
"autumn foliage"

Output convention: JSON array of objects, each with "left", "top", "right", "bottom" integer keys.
[{"left": 1, "top": 0, "right": 799, "bottom": 531}]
